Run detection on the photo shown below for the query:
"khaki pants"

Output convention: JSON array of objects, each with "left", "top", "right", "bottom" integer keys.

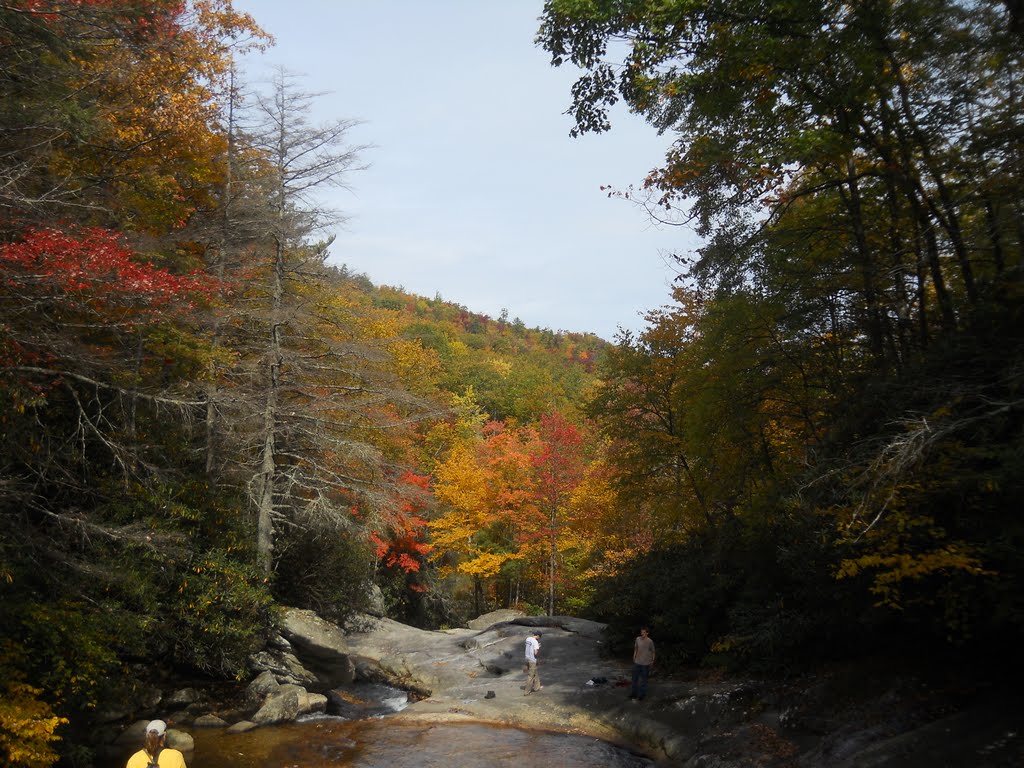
[{"left": 525, "top": 660, "right": 541, "bottom": 693}]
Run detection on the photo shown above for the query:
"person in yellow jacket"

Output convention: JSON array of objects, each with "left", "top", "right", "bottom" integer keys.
[{"left": 125, "top": 720, "right": 187, "bottom": 768}]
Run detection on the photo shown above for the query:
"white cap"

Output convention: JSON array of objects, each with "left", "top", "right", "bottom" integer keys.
[{"left": 146, "top": 720, "right": 167, "bottom": 736}]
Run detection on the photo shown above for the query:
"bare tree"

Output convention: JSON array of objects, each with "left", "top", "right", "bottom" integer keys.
[{"left": 208, "top": 69, "right": 431, "bottom": 579}]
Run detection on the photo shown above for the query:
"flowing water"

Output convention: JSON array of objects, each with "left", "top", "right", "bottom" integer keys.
[
  {"left": 188, "top": 684, "right": 655, "bottom": 768},
  {"left": 189, "top": 717, "right": 655, "bottom": 768}
]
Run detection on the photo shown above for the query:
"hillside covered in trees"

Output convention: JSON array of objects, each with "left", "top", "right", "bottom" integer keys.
[{"left": 1, "top": 1, "right": 1022, "bottom": 766}]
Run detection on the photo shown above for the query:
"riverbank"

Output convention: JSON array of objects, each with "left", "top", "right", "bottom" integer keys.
[{"left": 275, "top": 608, "right": 1023, "bottom": 766}]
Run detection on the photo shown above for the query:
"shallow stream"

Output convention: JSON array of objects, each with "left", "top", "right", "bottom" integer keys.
[
  {"left": 189, "top": 717, "right": 655, "bottom": 768},
  {"left": 188, "top": 682, "right": 654, "bottom": 768}
]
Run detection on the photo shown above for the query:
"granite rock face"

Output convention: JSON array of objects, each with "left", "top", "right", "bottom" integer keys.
[
  {"left": 106, "top": 608, "right": 1024, "bottom": 767},
  {"left": 269, "top": 609, "right": 1024, "bottom": 767}
]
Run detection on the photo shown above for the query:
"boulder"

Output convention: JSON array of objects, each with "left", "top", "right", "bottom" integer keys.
[
  {"left": 166, "top": 729, "right": 193, "bottom": 753},
  {"left": 365, "top": 583, "right": 387, "bottom": 617},
  {"left": 306, "top": 693, "right": 329, "bottom": 714},
  {"left": 112, "top": 720, "right": 149, "bottom": 748},
  {"left": 278, "top": 684, "right": 310, "bottom": 712},
  {"left": 251, "top": 688, "right": 300, "bottom": 725},
  {"left": 164, "top": 688, "right": 201, "bottom": 709},
  {"left": 191, "top": 714, "right": 228, "bottom": 728},
  {"left": 266, "top": 632, "right": 293, "bottom": 651},
  {"left": 166, "top": 710, "right": 192, "bottom": 726},
  {"left": 113, "top": 722, "right": 193, "bottom": 754},
  {"left": 278, "top": 608, "right": 359, "bottom": 685},
  {"left": 246, "top": 669, "right": 280, "bottom": 704},
  {"left": 249, "top": 647, "right": 321, "bottom": 687},
  {"left": 467, "top": 608, "right": 527, "bottom": 630},
  {"left": 227, "top": 720, "right": 257, "bottom": 734}
]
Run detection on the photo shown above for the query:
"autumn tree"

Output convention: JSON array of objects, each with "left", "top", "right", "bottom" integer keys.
[
  {"left": 538, "top": 0, "right": 1021, "bottom": 350},
  {"left": 532, "top": 411, "right": 586, "bottom": 615},
  {"left": 0, "top": 6, "right": 275, "bottom": 763},
  {"left": 198, "top": 68, "right": 440, "bottom": 611},
  {"left": 0, "top": 224, "right": 278, "bottom": 762},
  {"left": 540, "top": 0, "right": 1024, "bottom": 666},
  {"left": 430, "top": 415, "right": 542, "bottom": 615},
  {"left": 0, "top": 1, "right": 265, "bottom": 232},
  {"left": 587, "top": 289, "right": 709, "bottom": 536}
]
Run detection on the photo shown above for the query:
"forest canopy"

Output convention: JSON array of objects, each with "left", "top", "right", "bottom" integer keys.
[
  {"left": 1, "top": 1, "right": 1022, "bottom": 766},
  {"left": 538, "top": 0, "right": 1023, "bottom": 663}
]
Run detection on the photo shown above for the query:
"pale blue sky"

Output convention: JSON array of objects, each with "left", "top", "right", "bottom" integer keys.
[{"left": 232, "top": 1, "right": 699, "bottom": 340}]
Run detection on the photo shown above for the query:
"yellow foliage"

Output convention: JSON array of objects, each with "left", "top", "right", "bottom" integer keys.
[
  {"left": 0, "top": 682, "right": 66, "bottom": 768},
  {"left": 432, "top": 443, "right": 488, "bottom": 515},
  {"left": 489, "top": 357, "right": 512, "bottom": 377},
  {"left": 837, "top": 544, "right": 995, "bottom": 608},
  {"left": 459, "top": 551, "right": 516, "bottom": 578},
  {"left": 389, "top": 338, "right": 441, "bottom": 390}
]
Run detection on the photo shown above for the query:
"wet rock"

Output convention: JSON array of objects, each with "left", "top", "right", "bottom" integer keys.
[
  {"left": 274, "top": 683, "right": 326, "bottom": 716},
  {"left": 306, "top": 693, "right": 328, "bottom": 714},
  {"left": 326, "top": 682, "right": 409, "bottom": 719},
  {"left": 227, "top": 720, "right": 257, "bottom": 733},
  {"left": 164, "top": 687, "right": 201, "bottom": 709},
  {"left": 248, "top": 647, "right": 320, "bottom": 687},
  {"left": 191, "top": 714, "right": 228, "bottom": 728},
  {"left": 251, "top": 688, "right": 300, "bottom": 725},
  {"left": 166, "top": 730, "right": 194, "bottom": 753},
  {"left": 246, "top": 669, "right": 280, "bottom": 704}
]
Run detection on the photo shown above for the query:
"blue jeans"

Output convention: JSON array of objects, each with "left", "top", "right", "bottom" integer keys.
[{"left": 630, "top": 663, "right": 650, "bottom": 699}]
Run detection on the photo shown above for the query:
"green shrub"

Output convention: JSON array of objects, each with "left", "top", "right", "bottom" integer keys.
[
  {"left": 168, "top": 552, "right": 275, "bottom": 678},
  {"left": 272, "top": 524, "right": 375, "bottom": 624}
]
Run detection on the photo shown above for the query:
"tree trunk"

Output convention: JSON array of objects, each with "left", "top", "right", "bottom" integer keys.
[{"left": 843, "top": 157, "right": 885, "bottom": 361}]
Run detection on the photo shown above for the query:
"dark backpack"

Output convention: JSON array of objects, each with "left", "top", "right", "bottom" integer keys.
[{"left": 146, "top": 747, "right": 162, "bottom": 768}]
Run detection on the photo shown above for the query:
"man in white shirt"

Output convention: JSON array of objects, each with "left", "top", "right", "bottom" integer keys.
[
  {"left": 524, "top": 631, "right": 542, "bottom": 695},
  {"left": 629, "top": 626, "right": 656, "bottom": 701}
]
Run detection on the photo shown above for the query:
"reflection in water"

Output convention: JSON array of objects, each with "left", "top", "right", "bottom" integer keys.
[{"left": 190, "top": 717, "right": 655, "bottom": 768}]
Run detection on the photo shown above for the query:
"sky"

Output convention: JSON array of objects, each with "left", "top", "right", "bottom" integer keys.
[{"left": 231, "top": 1, "right": 701, "bottom": 341}]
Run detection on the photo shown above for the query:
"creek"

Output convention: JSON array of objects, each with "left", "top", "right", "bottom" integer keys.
[
  {"left": 187, "top": 683, "right": 655, "bottom": 768},
  {"left": 189, "top": 718, "right": 655, "bottom": 768}
]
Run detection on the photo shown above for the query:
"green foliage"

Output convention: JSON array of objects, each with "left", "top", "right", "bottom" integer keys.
[
  {"left": 6, "top": 603, "right": 120, "bottom": 712},
  {"left": 541, "top": 0, "right": 1024, "bottom": 679},
  {"left": 586, "top": 512, "right": 863, "bottom": 671},
  {"left": 362, "top": 283, "right": 606, "bottom": 423},
  {"left": 168, "top": 552, "right": 275, "bottom": 678},
  {"left": 821, "top": 323, "right": 1024, "bottom": 646},
  {"left": 272, "top": 524, "right": 376, "bottom": 625}
]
